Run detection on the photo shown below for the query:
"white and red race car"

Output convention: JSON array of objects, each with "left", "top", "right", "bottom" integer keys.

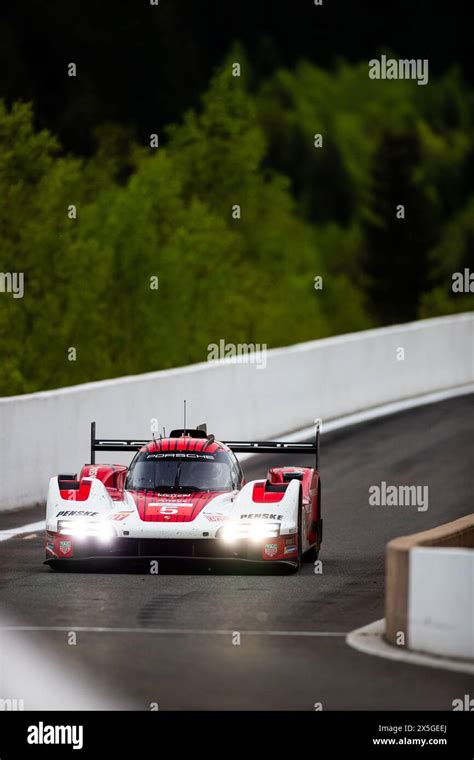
[{"left": 45, "top": 422, "right": 322, "bottom": 572}]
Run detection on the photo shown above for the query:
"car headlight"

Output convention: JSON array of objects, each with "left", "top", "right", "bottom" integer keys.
[
  {"left": 220, "top": 522, "right": 280, "bottom": 543},
  {"left": 57, "top": 519, "right": 115, "bottom": 542}
]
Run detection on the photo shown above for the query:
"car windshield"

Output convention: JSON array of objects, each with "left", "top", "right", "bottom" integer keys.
[{"left": 126, "top": 452, "right": 234, "bottom": 492}]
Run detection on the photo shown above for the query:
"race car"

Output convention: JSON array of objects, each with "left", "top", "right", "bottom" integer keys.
[{"left": 44, "top": 421, "right": 322, "bottom": 572}]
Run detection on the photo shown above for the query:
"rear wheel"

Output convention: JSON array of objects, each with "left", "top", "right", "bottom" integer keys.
[
  {"left": 303, "top": 483, "right": 321, "bottom": 563},
  {"left": 293, "top": 493, "right": 303, "bottom": 571}
]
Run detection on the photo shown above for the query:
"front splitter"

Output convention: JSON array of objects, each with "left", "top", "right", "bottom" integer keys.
[{"left": 44, "top": 555, "right": 298, "bottom": 574}]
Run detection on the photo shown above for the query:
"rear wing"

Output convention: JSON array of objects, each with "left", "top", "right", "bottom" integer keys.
[
  {"left": 90, "top": 422, "right": 147, "bottom": 464},
  {"left": 89, "top": 419, "right": 321, "bottom": 470},
  {"left": 224, "top": 419, "right": 321, "bottom": 470}
]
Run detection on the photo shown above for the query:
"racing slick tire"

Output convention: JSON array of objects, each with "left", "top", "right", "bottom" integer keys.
[
  {"left": 291, "top": 491, "right": 303, "bottom": 573},
  {"left": 303, "top": 482, "right": 321, "bottom": 563},
  {"left": 47, "top": 561, "right": 71, "bottom": 572}
]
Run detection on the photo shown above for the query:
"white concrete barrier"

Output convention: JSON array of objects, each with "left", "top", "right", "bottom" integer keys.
[
  {"left": 0, "top": 313, "right": 473, "bottom": 510},
  {"left": 408, "top": 547, "right": 474, "bottom": 660},
  {"left": 386, "top": 514, "right": 474, "bottom": 662}
]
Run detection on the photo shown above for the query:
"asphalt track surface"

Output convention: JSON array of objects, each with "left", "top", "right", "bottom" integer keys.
[{"left": 0, "top": 395, "right": 473, "bottom": 710}]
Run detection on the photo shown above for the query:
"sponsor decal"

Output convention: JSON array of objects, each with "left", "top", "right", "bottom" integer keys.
[
  {"left": 112, "top": 511, "right": 132, "bottom": 521},
  {"left": 59, "top": 540, "right": 72, "bottom": 555},
  {"left": 240, "top": 513, "right": 283, "bottom": 520},
  {"left": 150, "top": 502, "right": 193, "bottom": 508},
  {"left": 56, "top": 510, "right": 98, "bottom": 517},
  {"left": 264, "top": 543, "right": 278, "bottom": 557},
  {"left": 204, "top": 513, "right": 228, "bottom": 522},
  {"left": 150, "top": 492, "right": 192, "bottom": 499},
  {"left": 147, "top": 452, "right": 214, "bottom": 460}
]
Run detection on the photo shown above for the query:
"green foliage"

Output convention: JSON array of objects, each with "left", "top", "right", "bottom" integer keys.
[
  {"left": 419, "top": 197, "right": 474, "bottom": 318},
  {"left": 257, "top": 61, "right": 474, "bottom": 325},
  {"left": 0, "top": 56, "right": 472, "bottom": 395}
]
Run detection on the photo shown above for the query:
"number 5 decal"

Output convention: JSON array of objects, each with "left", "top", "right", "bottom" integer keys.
[{"left": 149, "top": 504, "right": 179, "bottom": 515}]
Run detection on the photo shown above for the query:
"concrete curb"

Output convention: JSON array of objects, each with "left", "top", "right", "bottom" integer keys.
[{"left": 346, "top": 619, "right": 474, "bottom": 675}]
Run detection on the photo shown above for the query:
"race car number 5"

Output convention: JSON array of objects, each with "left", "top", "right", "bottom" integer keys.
[{"left": 149, "top": 504, "right": 178, "bottom": 515}]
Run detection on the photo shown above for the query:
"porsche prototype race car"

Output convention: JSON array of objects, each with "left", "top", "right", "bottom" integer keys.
[{"left": 45, "top": 421, "right": 322, "bottom": 572}]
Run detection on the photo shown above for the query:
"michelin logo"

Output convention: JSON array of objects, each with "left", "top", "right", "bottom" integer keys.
[{"left": 27, "top": 722, "right": 83, "bottom": 750}]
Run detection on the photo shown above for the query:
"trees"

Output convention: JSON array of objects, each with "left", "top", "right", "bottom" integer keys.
[
  {"left": 258, "top": 62, "right": 473, "bottom": 325},
  {"left": 0, "top": 57, "right": 471, "bottom": 395}
]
